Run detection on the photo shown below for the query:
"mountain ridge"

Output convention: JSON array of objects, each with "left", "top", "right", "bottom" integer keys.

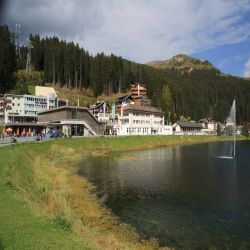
[{"left": 146, "top": 54, "right": 220, "bottom": 73}]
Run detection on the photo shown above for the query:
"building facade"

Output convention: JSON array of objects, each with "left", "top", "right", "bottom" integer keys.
[
  {"left": 0, "top": 96, "right": 5, "bottom": 123},
  {"left": 4, "top": 93, "right": 57, "bottom": 124},
  {"left": 38, "top": 106, "right": 106, "bottom": 136},
  {"left": 130, "top": 83, "right": 149, "bottom": 106},
  {"left": 199, "top": 118, "right": 216, "bottom": 134},
  {"left": 173, "top": 121, "right": 203, "bottom": 135},
  {"left": 113, "top": 104, "right": 165, "bottom": 135},
  {"left": 89, "top": 101, "right": 111, "bottom": 122}
]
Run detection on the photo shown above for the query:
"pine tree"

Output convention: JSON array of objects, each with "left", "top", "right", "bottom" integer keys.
[
  {"left": 217, "top": 123, "right": 222, "bottom": 136},
  {"left": 0, "top": 25, "right": 16, "bottom": 93}
]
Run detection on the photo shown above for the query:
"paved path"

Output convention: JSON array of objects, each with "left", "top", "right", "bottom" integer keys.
[{"left": 0, "top": 137, "right": 51, "bottom": 147}]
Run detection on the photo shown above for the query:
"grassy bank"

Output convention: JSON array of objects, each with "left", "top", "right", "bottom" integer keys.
[{"left": 0, "top": 135, "right": 244, "bottom": 249}]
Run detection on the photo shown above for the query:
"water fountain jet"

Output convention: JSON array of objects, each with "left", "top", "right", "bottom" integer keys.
[{"left": 216, "top": 100, "right": 236, "bottom": 159}]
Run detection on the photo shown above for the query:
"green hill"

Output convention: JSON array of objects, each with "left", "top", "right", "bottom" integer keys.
[{"left": 146, "top": 54, "right": 218, "bottom": 72}]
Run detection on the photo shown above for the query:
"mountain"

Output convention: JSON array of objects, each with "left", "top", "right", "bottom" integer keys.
[{"left": 146, "top": 54, "right": 219, "bottom": 73}]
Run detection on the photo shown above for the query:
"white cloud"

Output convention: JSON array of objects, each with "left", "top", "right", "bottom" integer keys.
[
  {"left": 243, "top": 58, "right": 250, "bottom": 77},
  {"left": 2, "top": 0, "right": 250, "bottom": 62}
]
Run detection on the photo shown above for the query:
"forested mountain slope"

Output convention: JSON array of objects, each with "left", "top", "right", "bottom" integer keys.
[{"left": 1, "top": 25, "right": 250, "bottom": 123}]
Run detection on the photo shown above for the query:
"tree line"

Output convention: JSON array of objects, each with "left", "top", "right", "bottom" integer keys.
[
  {"left": 19, "top": 34, "right": 144, "bottom": 97},
  {"left": 1, "top": 24, "right": 250, "bottom": 123},
  {"left": 0, "top": 25, "right": 16, "bottom": 93}
]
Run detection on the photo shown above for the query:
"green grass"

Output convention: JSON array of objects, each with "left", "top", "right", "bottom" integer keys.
[
  {"left": 0, "top": 145, "right": 95, "bottom": 250},
  {"left": 49, "top": 135, "right": 232, "bottom": 153}
]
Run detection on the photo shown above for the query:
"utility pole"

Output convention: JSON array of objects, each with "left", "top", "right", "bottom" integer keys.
[
  {"left": 25, "top": 39, "right": 33, "bottom": 73},
  {"left": 53, "top": 55, "right": 55, "bottom": 84},
  {"left": 15, "top": 24, "right": 21, "bottom": 59},
  {"left": 79, "top": 57, "right": 82, "bottom": 89}
]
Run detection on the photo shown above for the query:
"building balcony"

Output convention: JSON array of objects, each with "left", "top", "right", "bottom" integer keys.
[{"left": 130, "top": 90, "right": 146, "bottom": 94}]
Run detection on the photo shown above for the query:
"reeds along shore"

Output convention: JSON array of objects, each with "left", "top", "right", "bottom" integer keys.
[{"left": 0, "top": 135, "right": 245, "bottom": 249}]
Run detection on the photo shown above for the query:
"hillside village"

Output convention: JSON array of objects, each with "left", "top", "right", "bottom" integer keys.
[{"left": 0, "top": 83, "right": 240, "bottom": 140}]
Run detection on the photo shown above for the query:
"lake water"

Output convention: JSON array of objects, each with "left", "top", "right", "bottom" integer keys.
[{"left": 78, "top": 141, "right": 250, "bottom": 249}]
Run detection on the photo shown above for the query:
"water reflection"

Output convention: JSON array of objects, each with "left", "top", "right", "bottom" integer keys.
[{"left": 78, "top": 141, "right": 250, "bottom": 249}]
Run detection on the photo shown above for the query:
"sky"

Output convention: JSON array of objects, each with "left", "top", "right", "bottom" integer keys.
[{"left": 1, "top": 0, "right": 250, "bottom": 77}]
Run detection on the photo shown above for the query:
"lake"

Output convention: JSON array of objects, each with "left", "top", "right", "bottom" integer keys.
[{"left": 78, "top": 141, "right": 250, "bottom": 249}]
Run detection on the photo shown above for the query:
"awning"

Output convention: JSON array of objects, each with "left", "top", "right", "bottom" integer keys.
[{"left": 6, "top": 127, "right": 13, "bottom": 132}]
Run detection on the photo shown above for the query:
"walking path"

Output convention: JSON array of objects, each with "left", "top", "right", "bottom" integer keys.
[{"left": 0, "top": 136, "right": 51, "bottom": 147}]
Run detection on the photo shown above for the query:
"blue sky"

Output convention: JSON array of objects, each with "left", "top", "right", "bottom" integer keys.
[
  {"left": 1, "top": 0, "right": 250, "bottom": 77},
  {"left": 193, "top": 39, "right": 250, "bottom": 76},
  {"left": 192, "top": 12, "right": 250, "bottom": 77}
]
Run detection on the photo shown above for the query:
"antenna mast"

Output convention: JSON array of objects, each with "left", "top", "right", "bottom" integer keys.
[
  {"left": 15, "top": 24, "right": 21, "bottom": 59},
  {"left": 25, "top": 39, "right": 33, "bottom": 73}
]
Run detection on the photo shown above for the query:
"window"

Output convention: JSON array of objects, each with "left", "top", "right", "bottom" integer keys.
[
  {"left": 12, "top": 103, "right": 15, "bottom": 106},
  {"left": 72, "top": 109, "right": 77, "bottom": 119}
]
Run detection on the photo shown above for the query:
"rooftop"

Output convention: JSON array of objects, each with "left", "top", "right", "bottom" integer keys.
[
  {"left": 37, "top": 106, "right": 89, "bottom": 114},
  {"left": 89, "top": 101, "right": 111, "bottom": 109},
  {"left": 35, "top": 86, "right": 57, "bottom": 97},
  {"left": 176, "top": 121, "right": 203, "bottom": 128},
  {"left": 123, "top": 104, "right": 164, "bottom": 114}
]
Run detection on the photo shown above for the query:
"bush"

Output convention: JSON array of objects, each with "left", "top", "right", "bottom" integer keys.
[
  {"left": 217, "top": 123, "right": 222, "bottom": 136},
  {"left": 15, "top": 70, "right": 44, "bottom": 86},
  {"left": 241, "top": 123, "right": 249, "bottom": 137},
  {"left": 10, "top": 82, "right": 29, "bottom": 95}
]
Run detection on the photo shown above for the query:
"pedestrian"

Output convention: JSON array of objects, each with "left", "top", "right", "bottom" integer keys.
[{"left": 49, "top": 129, "right": 54, "bottom": 139}]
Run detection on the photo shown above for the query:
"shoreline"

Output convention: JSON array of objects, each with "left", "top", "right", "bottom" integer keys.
[{"left": 0, "top": 135, "right": 248, "bottom": 249}]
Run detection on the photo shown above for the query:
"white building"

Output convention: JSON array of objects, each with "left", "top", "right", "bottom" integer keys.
[
  {"left": 161, "top": 125, "right": 173, "bottom": 135},
  {"left": 113, "top": 104, "right": 165, "bottom": 136},
  {"left": 173, "top": 121, "right": 203, "bottom": 135},
  {"left": 4, "top": 93, "right": 57, "bottom": 124},
  {"left": 199, "top": 118, "right": 216, "bottom": 134}
]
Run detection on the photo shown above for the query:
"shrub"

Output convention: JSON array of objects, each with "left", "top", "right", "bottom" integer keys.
[
  {"left": 241, "top": 123, "right": 249, "bottom": 137},
  {"left": 217, "top": 123, "right": 222, "bottom": 136}
]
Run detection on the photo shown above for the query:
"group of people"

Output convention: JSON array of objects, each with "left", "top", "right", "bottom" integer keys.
[
  {"left": 0, "top": 127, "right": 62, "bottom": 144},
  {"left": 35, "top": 128, "right": 60, "bottom": 141}
]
